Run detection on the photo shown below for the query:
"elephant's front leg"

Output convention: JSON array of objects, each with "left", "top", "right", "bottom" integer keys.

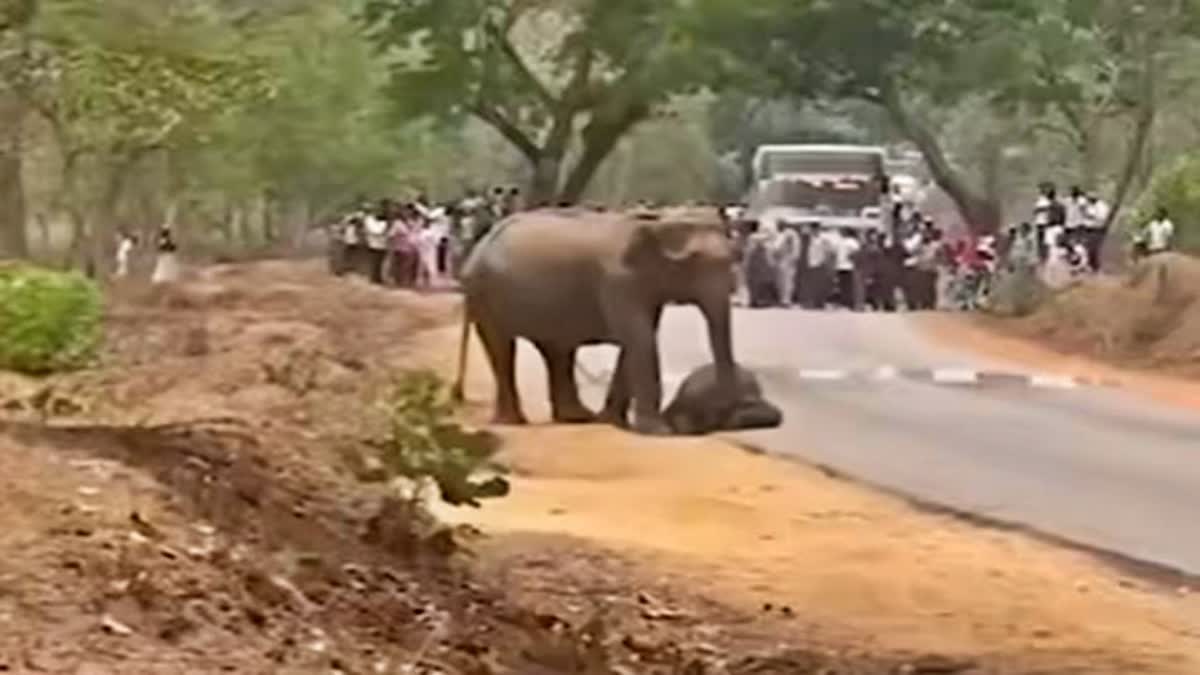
[
  {"left": 536, "top": 342, "right": 596, "bottom": 424},
  {"left": 599, "top": 349, "right": 631, "bottom": 428},
  {"left": 620, "top": 312, "right": 671, "bottom": 436}
]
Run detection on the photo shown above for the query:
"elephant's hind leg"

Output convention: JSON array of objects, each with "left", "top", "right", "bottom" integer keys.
[
  {"left": 536, "top": 343, "right": 596, "bottom": 424},
  {"left": 475, "top": 322, "right": 527, "bottom": 425}
]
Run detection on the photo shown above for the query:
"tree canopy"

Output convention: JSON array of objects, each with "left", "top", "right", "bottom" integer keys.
[
  {"left": 363, "top": 0, "right": 722, "bottom": 206},
  {"left": 7, "top": 0, "right": 1200, "bottom": 262}
]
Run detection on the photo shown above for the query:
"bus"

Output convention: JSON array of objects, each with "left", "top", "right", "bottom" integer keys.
[{"left": 745, "top": 144, "right": 891, "bottom": 232}]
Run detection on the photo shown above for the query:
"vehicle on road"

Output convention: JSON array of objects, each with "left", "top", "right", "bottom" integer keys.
[{"left": 746, "top": 144, "right": 891, "bottom": 232}]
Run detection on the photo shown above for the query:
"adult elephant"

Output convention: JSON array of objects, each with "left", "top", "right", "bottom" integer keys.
[{"left": 452, "top": 207, "right": 737, "bottom": 436}]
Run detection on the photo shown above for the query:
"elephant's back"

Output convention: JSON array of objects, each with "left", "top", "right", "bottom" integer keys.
[
  {"left": 460, "top": 210, "right": 625, "bottom": 344},
  {"left": 463, "top": 209, "right": 629, "bottom": 280}
]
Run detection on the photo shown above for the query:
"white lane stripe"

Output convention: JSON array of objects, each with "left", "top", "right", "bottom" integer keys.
[
  {"left": 798, "top": 369, "right": 849, "bottom": 381},
  {"left": 1030, "top": 374, "right": 1079, "bottom": 389},
  {"left": 873, "top": 366, "right": 899, "bottom": 380},
  {"left": 932, "top": 369, "right": 979, "bottom": 384}
]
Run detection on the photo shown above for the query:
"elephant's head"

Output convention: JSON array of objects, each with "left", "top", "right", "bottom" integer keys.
[
  {"left": 624, "top": 209, "right": 737, "bottom": 402},
  {"left": 663, "top": 363, "right": 783, "bottom": 436}
]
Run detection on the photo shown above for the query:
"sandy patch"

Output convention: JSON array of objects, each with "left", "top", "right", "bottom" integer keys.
[{"left": 418, "top": 323, "right": 1200, "bottom": 672}]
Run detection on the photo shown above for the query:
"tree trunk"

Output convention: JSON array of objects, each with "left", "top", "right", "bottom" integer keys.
[
  {"left": 90, "top": 158, "right": 136, "bottom": 277},
  {"left": 560, "top": 104, "right": 649, "bottom": 205},
  {"left": 878, "top": 86, "right": 1002, "bottom": 234},
  {"left": 0, "top": 93, "right": 29, "bottom": 259},
  {"left": 528, "top": 154, "right": 562, "bottom": 207}
]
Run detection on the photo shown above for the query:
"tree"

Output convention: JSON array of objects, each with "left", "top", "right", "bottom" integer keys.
[
  {"left": 22, "top": 0, "right": 273, "bottom": 270},
  {"left": 693, "top": 0, "right": 1031, "bottom": 232},
  {"left": 996, "top": 0, "right": 1200, "bottom": 226},
  {"left": 698, "top": 0, "right": 1200, "bottom": 233},
  {"left": 0, "top": 0, "right": 36, "bottom": 258},
  {"left": 362, "top": 0, "right": 719, "bottom": 206}
]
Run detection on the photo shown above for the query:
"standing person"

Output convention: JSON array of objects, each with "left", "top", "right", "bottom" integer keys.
[
  {"left": 858, "top": 230, "right": 886, "bottom": 310},
  {"left": 772, "top": 221, "right": 802, "bottom": 307},
  {"left": 342, "top": 204, "right": 369, "bottom": 277},
  {"left": 388, "top": 204, "right": 420, "bottom": 287},
  {"left": 115, "top": 231, "right": 137, "bottom": 279},
  {"left": 805, "top": 224, "right": 836, "bottom": 309},
  {"left": 877, "top": 231, "right": 906, "bottom": 312},
  {"left": 901, "top": 224, "right": 924, "bottom": 309},
  {"left": 1064, "top": 186, "right": 1088, "bottom": 245},
  {"left": 1084, "top": 193, "right": 1110, "bottom": 271},
  {"left": 1032, "top": 182, "right": 1055, "bottom": 261},
  {"left": 150, "top": 226, "right": 179, "bottom": 284},
  {"left": 363, "top": 200, "right": 392, "bottom": 284},
  {"left": 436, "top": 203, "right": 455, "bottom": 277},
  {"left": 415, "top": 215, "right": 443, "bottom": 289},
  {"left": 730, "top": 220, "right": 750, "bottom": 306},
  {"left": 1007, "top": 222, "right": 1039, "bottom": 272},
  {"left": 832, "top": 228, "right": 861, "bottom": 310},
  {"left": 743, "top": 222, "right": 777, "bottom": 308},
  {"left": 1144, "top": 208, "right": 1175, "bottom": 256},
  {"left": 912, "top": 228, "right": 941, "bottom": 310}
]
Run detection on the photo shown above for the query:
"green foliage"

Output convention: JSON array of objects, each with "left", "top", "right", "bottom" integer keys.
[
  {"left": 1131, "top": 154, "right": 1200, "bottom": 252},
  {"left": 362, "top": 0, "right": 726, "bottom": 203},
  {"left": 374, "top": 369, "right": 508, "bottom": 509},
  {"left": 0, "top": 263, "right": 101, "bottom": 375}
]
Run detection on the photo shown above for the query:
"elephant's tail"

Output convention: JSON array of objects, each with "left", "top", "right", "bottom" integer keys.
[{"left": 450, "top": 301, "right": 471, "bottom": 403}]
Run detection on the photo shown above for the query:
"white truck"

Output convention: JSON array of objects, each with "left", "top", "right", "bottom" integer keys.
[{"left": 745, "top": 144, "right": 892, "bottom": 232}]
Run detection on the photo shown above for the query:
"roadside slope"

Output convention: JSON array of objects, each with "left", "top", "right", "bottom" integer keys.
[{"left": 421, "top": 322, "right": 1200, "bottom": 674}]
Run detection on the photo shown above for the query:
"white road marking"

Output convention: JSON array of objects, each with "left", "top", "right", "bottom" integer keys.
[
  {"left": 932, "top": 368, "right": 979, "bottom": 385},
  {"left": 1030, "top": 374, "right": 1080, "bottom": 390},
  {"left": 872, "top": 366, "right": 900, "bottom": 380},
  {"left": 798, "top": 369, "right": 850, "bottom": 381}
]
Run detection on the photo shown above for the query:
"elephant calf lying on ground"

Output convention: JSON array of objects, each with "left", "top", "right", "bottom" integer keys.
[{"left": 662, "top": 364, "right": 783, "bottom": 435}]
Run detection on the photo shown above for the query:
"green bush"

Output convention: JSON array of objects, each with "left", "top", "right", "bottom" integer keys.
[
  {"left": 0, "top": 264, "right": 103, "bottom": 375},
  {"left": 1131, "top": 154, "right": 1200, "bottom": 253},
  {"left": 372, "top": 368, "right": 508, "bottom": 508}
]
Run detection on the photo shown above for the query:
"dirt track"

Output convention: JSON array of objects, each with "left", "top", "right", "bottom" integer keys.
[{"left": 2, "top": 260, "right": 1198, "bottom": 673}]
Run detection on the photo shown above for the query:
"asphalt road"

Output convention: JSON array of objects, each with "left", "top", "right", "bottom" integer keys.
[{"left": 568, "top": 308, "right": 1200, "bottom": 576}]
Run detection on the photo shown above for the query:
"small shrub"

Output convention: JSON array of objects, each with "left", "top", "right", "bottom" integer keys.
[
  {"left": 0, "top": 263, "right": 103, "bottom": 375},
  {"left": 372, "top": 368, "right": 508, "bottom": 508}
]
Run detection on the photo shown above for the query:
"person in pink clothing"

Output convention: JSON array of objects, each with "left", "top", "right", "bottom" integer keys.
[{"left": 387, "top": 203, "right": 419, "bottom": 287}]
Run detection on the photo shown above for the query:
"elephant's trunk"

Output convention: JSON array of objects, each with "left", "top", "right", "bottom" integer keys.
[{"left": 700, "top": 296, "right": 737, "bottom": 404}]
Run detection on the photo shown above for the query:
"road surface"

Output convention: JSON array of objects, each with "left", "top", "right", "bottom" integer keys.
[{"left": 566, "top": 308, "right": 1200, "bottom": 576}]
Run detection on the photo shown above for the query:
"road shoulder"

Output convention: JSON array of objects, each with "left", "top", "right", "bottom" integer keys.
[
  {"left": 919, "top": 313, "right": 1200, "bottom": 413},
  {"left": 417, "top": 322, "right": 1200, "bottom": 674}
]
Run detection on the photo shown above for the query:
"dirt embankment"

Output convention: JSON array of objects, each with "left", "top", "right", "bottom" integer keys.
[
  {"left": 0, "top": 261, "right": 987, "bottom": 674},
  {"left": 2, "top": 259, "right": 1198, "bottom": 674},
  {"left": 1005, "top": 254, "right": 1200, "bottom": 376},
  {"left": 925, "top": 253, "right": 1200, "bottom": 411}
]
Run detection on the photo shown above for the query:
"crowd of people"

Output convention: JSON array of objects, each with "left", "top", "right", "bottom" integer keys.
[
  {"left": 732, "top": 180, "right": 1180, "bottom": 313},
  {"left": 329, "top": 186, "right": 521, "bottom": 287},
  {"left": 734, "top": 213, "right": 993, "bottom": 312}
]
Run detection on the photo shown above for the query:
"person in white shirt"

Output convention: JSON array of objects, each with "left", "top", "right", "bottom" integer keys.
[
  {"left": 806, "top": 224, "right": 839, "bottom": 308},
  {"left": 415, "top": 215, "right": 444, "bottom": 288},
  {"left": 771, "top": 221, "right": 802, "bottom": 307},
  {"left": 1145, "top": 208, "right": 1175, "bottom": 255},
  {"left": 833, "top": 228, "right": 862, "bottom": 310},
  {"left": 363, "top": 200, "right": 392, "bottom": 284},
  {"left": 1084, "top": 194, "right": 1110, "bottom": 271},
  {"left": 115, "top": 231, "right": 136, "bottom": 279}
]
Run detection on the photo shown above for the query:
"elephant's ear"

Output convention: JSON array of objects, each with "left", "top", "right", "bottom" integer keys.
[{"left": 626, "top": 222, "right": 695, "bottom": 265}]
